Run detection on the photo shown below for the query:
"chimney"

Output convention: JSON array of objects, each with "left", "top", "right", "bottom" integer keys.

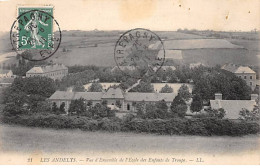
[
  {"left": 215, "top": 93, "right": 222, "bottom": 100},
  {"left": 251, "top": 94, "right": 258, "bottom": 101}
]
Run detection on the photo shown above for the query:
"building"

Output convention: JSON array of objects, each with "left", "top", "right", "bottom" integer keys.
[
  {"left": 26, "top": 64, "right": 68, "bottom": 80},
  {"left": 153, "top": 66, "right": 176, "bottom": 72},
  {"left": 189, "top": 62, "right": 205, "bottom": 69},
  {"left": 84, "top": 83, "right": 193, "bottom": 94},
  {"left": 111, "top": 65, "right": 176, "bottom": 73},
  {"left": 111, "top": 66, "right": 136, "bottom": 72},
  {"left": 0, "top": 69, "right": 14, "bottom": 78},
  {"left": 49, "top": 88, "right": 175, "bottom": 114},
  {"left": 221, "top": 63, "right": 257, "bottom": 90},
  {"left": 210, "top": 93, "right": 258, "bottom": 119}
]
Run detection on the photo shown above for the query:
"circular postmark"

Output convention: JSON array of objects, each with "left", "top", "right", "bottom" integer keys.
[
  {"left": 114, "top": 28, "right": 165, "bottom": 79},
  {"left": 10, "top": 9, "right": 61, "bottom": 61}
]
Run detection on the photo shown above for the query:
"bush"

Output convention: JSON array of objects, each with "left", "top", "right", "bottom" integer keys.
[
  {"left": 2, "top": 114, "right": 259, "bottom": 136},
  {"left": 98, "top": 118, "right": 121, "bottom": 132},
  {"left": 81, "top": 119, "right": 98, "bottom": 131},
  {"left": 146, "top": 119, "right": 166, "bottom": 133},
  {"left": 126, "top": 118, "right": 150, "bottom": 132},
  {"left": 165, "top": 118, "right": 186, "bottom": 135},
  {"left": 184, "top": 119, "right": 209, "bottom": 136}
]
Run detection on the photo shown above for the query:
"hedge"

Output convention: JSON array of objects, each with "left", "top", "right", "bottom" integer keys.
[{"left": 1, "top": 114, "right": 259, "bottom": 136}]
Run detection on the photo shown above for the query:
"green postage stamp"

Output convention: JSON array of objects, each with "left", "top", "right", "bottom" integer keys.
[{"left": 17, "top": 7, "right": 53, "bottom": 50}]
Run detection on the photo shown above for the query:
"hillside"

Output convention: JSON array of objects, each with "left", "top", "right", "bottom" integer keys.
[{"left": 0, "top": 30, "right": 259, "bottom": 67}]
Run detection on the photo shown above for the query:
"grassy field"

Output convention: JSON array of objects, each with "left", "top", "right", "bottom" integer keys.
[
  {"left": 0, "top": 124, "right": 259, "bottom": 155},
  {"left": 50, "top": 31, "right": 259, "bottom": 67},
  {"left": 0, "top": 31, "right": 259, "bottom": 67}
]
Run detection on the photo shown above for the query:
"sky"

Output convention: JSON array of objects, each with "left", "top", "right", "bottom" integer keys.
[{"left": 0, "top": 0, "right": 259, "bottom": 32}]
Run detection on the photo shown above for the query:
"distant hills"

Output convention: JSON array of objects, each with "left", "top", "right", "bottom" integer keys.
[{"left": 0, "top": 30, "right": 259, "bottom": 67}]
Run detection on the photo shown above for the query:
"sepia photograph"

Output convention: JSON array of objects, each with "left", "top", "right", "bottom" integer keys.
[{"left": 0, "top": 0, "right": 259, "bottom": 166}]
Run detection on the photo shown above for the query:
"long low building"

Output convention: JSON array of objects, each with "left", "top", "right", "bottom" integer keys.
[
  {"left": 84, "top": 82, "right": 193, "bottom": 94},
  {"left": 210, "top": 93, "right": 258, "bottom": 119},
  {"left": 26, "top": 64, "right": 68, "bottom": 80},
  {"left": 49, "top": 88, "right": 175, "bottom": 113}
]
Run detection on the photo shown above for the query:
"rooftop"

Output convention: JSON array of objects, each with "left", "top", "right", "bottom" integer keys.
[
  {"left": 27, "top": 64, "right": 68, "bottom": 74},
  {"left": 124, "top": 92, "right": 175, "bottom": 102},
  {"left": 111, "top": 66, "right": 136, "bottom": 72},
  {"left": 153, "top": 66, "right": 176, "bottom": 72},
  {"left": 210, "top": 100, "right": 256, "bottom": 119},
  {"left": 102, "top": 88, "right": 124, "bottom": 99},
  {"left": 49, "top": 88, "right": 176, "bottom": 102},
  {"left": 0, "top": 69, "right": 12, "bottom": 74},
  {"left": 221, "top": 63, "right": 255, "bottom": 74},
  {"left": 234, "top": 66, "right": 256, "bottom": 74},
  {"left": 49, "top": 91, "right": 103, "bottom": 101},
  {"left": 221, "top": 63, "right": 239, "bottom": 73}
]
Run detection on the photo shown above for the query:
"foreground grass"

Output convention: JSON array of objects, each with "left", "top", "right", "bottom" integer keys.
[{"left": 0, "top": 123, "right": 259, "bottom": 155}]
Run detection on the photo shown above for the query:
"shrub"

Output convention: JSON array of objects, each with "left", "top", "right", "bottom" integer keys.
[
  {"left": 184, "top": 119, "right": 209, "bottom": 136},
  {"left": 126, "top": 118, "right": 150, "bottom": 132},
  {"left": 165, "top": 118, "right": 186, "bottom": 135},
  {"left": 98, "top": 118, "right": 121, "bottom": 132},
  {"left": 1, "top": 114, "right": 259, "bottom": 136},
  {"left": 81, "top": 119, "right": 98, "bottom": 131},
  {"left": 146, "top": 119, "right": 166, "bottom": 133}
]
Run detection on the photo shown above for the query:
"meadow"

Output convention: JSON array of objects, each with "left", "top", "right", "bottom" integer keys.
[
  {"left": 50, "top": 31, "right": 259, "bottom": 66},
  {"left": 1, "top": 124, "right": 259, "bottom": 155},
  {"left": 0, "top": 30, "right": 259, "bottom": 67}
]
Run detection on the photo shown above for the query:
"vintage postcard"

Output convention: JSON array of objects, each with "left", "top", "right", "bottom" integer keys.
[{"left": 0, "top": 0, "right": 259, "bottom": 166}]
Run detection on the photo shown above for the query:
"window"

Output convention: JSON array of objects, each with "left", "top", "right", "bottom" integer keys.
[
  {"left": 127, "top": 104, "right": 130, "bottom": 111},
  {"left": 239, "top": 76, "right": 241, "bottom": 78},
  {"left": 244, "top": 76, "right": 247, "bottom": 79},
  {"left": 250, "top": 76, "right": 252, "bottom": 79},
  {"left": 250, "top": 82, "right": 252, "bottom": 86}
]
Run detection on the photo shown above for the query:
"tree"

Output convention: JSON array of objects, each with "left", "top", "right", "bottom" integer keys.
[
  {"left": 129, "top": 80, "right": 154, "bottom": 93},
  {"left": 115, "top": 100, "right": 122, "bottom": 109},
  {"left": 206, "top": 108, "right": 226, "bottom": 119},
  {"left": 73, "top": 81, "right": 85, "bottom": 92},
  {"left": 136, "top": 101, "right": 146, "bottom": 117},
  {"left": 59, "top": 102, "right": 66, "bottom": 113},
  {"left": 35, "top": 101, "right": 51, "bottom": 113},
  {"left": 156, "top": 99, "right": 168, "bottom": 113},
  {"left": 88, "top": 82, "right": 103, "bottom": 92},
  {"left": 191, "top": 67, "right": 251, "bottom": 101},
  {"left": 90, "top": 103, "right": 111, "bottom": 118},
  {"left": 101, "top": 100, "right": 107, "bottom": 106},
  {"left": 9, "top": 76, "right": 56, "bottom": 98},
  {"left": 3, "top": 103, "right": 27, "bottom": 116},
  {"left": 145, "top": 100, "right": 169, "bottom": 119},
  {"left": 3, "top": 88, "right": 29, "bottom": 115},
  {"left": 239, "top": 98, "right": 259, "bottom": 121},
  {"left": 27, "top": 94, "right": 46, "bottom": 112},
  {"left": 87, "top": 100, "right": 93, "bottom": 107},
  {"left": 145, "top": 104, "right": 158, "bottom": 119},
  {"left": 190, "top": 94, "right": 203, "bottom": 113},
  {"left": 170, "top": 94, "right": 187, "bottom": 118},
  {"left": 68, "top": 98, "right": 87, "bottom": 116},
  {"left": 160, "top": 84, "right": 173, "bottom": 93},
  {"left": 178, "top": 84, "right": 191, "bottom": 101},
  {"left": 52, "top": 102, "right": 58, "bottom": 113},
  {"left": 3, "top": 76, "right": 57, "bottom": 115}
]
